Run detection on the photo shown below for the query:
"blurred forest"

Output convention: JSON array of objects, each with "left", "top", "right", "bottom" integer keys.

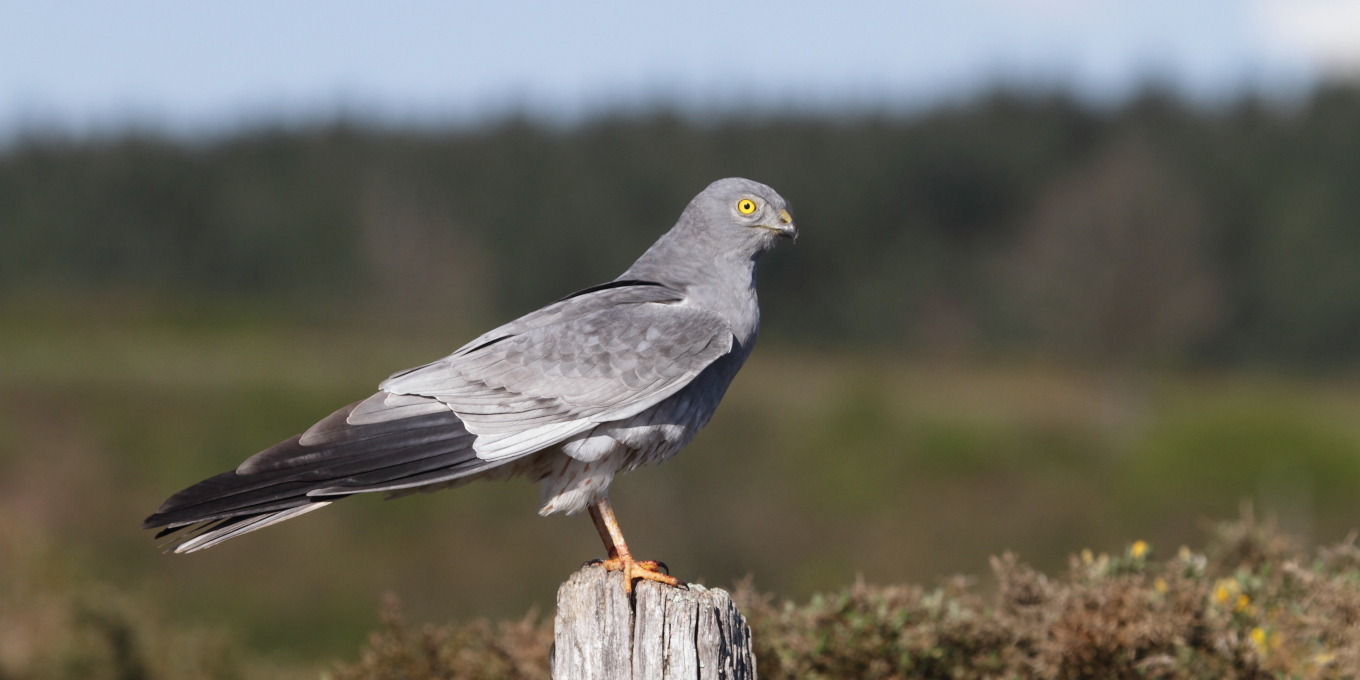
[
  {"left": 4, "top": 85, "right": 1360, "bottom": 365},
  {"left": 3, "top": 85, "right": 1360, "bottom": 675}
]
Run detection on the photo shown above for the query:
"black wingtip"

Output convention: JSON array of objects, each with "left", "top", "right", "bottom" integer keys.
[{"left": 153, "top": 524, "right": 185, "bottom": 539}]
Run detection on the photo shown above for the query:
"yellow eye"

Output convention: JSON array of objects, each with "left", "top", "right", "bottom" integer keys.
[{"left": 737, "top": 199, "right": 757, "bottom": 215}]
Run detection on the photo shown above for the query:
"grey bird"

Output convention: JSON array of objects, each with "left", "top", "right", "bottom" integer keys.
[{"left": 143, "top": 177, "right": 796, "bottom": 591}]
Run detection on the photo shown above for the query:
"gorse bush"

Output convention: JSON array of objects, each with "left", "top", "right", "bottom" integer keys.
[
  {"left": 739, "top": 513, "right": 1360, "bottom": 679},
  {"left": 332, "top": 511, "right": 1360, "bottom": 680},
  {"left": 750, "top": 508, "right": 1360, "bottom": 677}
]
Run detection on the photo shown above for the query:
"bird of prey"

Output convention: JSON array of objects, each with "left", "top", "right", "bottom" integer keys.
[{"left": 143, "top": 177, "right": 796, "bottom": 591}]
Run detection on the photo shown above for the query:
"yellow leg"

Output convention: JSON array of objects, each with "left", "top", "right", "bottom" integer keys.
[{"left": 587, "top": 496, "right": 681, "bottom": 593}]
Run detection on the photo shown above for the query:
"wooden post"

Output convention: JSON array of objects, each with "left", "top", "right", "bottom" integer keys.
[{"left": 552, "top": 564, "right": 756, "bottom": 680}]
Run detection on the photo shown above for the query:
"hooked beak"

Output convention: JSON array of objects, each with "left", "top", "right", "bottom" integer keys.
[{"left": 765, "top": 209, "right": 798, "bottom": 241}]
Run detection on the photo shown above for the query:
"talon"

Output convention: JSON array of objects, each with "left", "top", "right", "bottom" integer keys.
[
  {"left": 636, "top": 560, "right": 670, "bottom": 575},
  {"left": 599, "top": 555, "right": 682, "bottom": 593}
]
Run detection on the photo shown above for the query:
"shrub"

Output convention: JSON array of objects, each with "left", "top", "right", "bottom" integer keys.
[
  {"left": 327, "top": 595, "right": 551, "bottom": 680},
  {"left": 334, "top": 510, "right": 1360, "bottom": 679},
  {"left": 740, "top": 510, "right": 1360, "bottom": 679}
]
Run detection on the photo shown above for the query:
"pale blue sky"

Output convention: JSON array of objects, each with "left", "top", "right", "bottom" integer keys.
[{"left": 2, "top": 0, "right": 1357, "bottom": 136}]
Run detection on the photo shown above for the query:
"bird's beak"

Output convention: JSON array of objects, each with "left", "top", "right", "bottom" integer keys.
[{"left": 769, "top": 209, "right": 798, "bottom": 241}]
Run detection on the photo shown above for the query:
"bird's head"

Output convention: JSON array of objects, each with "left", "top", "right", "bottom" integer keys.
[
  {"left": 686, "top": 177, "right": 797, "bottom": 254},
  {"left": 622, "top": 177, "right": 796, "bottom": 287}
]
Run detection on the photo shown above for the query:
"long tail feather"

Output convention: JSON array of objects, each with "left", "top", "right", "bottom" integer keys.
[
  {"left": 169, "top": 503, "right": 333, "bottom": 553},
  {"left": 143, "top": 394, "right": 503, "bottom": 550}
]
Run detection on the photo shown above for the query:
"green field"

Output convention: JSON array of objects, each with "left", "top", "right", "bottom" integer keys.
[{"left": 4, "top": 316, "right": 1360, "bottom": 671}]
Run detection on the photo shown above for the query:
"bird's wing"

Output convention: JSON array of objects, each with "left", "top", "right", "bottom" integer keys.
[{"left": 379, "top": 281, "right": 734, "bottom": 460}]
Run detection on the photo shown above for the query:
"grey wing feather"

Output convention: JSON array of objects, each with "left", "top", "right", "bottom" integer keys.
[
  {"left": 380, "top": 284, "right": 733, "bottom": 460},
  {"left": 343, "top": 393, "right": 452, "bottom": 427}
]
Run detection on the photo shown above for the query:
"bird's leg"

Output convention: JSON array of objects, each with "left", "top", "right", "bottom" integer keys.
[
  {"left": 587, "top": 499, "right": 621, "bottom": 561},
  {"left": 587, "top": 496, "right": 681, "bottom": 593}
]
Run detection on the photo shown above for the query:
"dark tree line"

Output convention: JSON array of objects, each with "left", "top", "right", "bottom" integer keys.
[{"left": 3, "top": 86, "right": 1359, "bottom": 366}]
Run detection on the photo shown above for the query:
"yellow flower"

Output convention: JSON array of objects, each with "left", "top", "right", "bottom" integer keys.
[
  {"left": 1178, "top": 545, "right": 1191, "bottom": 561},
  {"left": 1250, "top": 627, "right": 1267, "bottom": 650},
  {"left": 1235, "top": 594, "right": 1251, "bottom": 613},
  {"left": 1315, "top": 652, "right": 1335, "bottom": 666},
  {"left": 1213, "top": 579, "right": 1237, "bottom": 604},
  {"left": 1130, "top": 540, "right": 1148, "bottom": 559},
  {"left": 1081, "top": 549, "right": 1093, "bottom": 565},
  {"left": 1153, "top": 577, "right": 1168, "bottom": 594}
]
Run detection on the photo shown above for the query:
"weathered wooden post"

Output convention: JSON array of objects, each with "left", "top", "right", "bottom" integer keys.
[{"left": 553, "top": 564, "right": 757, "bottom": 680}]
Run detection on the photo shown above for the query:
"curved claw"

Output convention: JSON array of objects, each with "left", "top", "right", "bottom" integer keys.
[
  {"left": 600, "top": 556, "right": 683, "bottom": 593},
  {"left": 636, "top": 560, "right": 670, "bottom": 575}
]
